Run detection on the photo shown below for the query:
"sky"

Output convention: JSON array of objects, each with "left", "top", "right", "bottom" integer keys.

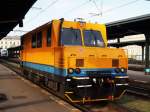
[{"left": 8, "top": 0, "right": 150, "bottom": 36}]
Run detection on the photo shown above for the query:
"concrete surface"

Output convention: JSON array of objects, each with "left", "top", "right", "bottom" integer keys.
[
  {"left": 128, "top": 70, "right": 150, "bottom": 83},
  {"left": 0, "top": 63, "right": 80, "bottom": 112}
]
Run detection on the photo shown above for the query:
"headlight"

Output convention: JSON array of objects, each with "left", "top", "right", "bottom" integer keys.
[
  {"left": 68, "top": 68, "right": 74, "bottom": 74},
  {"left": 120, "top": 67, "right": 127, "bottom": 73},
  {"left": 115, "top": 68, "right": 120, "bottom": 73},
  {"left": 115, "top": 68, "right": 127, "bottom": 73},
  {"left": 75, "top": 68, "right": 81, "bottom": 74}
]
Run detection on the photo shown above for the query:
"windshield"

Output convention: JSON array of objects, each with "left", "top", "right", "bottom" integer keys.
[
  {"left": 83, "top": 30, "right": 105, "bottom": 47},
  {"left": 60, "top": 28, "right": 82, "bottom": 46}
]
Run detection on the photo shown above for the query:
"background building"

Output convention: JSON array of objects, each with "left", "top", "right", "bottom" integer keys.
[
  {"left": 109, "top": 34, "right": 145, "bottom": 61},
  {"left": 0, "top": 36, "right": 20, "bottom": 49}
]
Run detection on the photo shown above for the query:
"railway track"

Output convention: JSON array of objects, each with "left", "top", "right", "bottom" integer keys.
[
  {"left": 127, "top": 80, "right": 150, "bottom": 99},
  {"left": 0, "top": 59, "right": 145, "bottom": 112},
  {"left": 127, "top": 85, "right": 150, "bottom": 98}
]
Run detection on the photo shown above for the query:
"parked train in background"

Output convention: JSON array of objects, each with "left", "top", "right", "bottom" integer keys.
[
  {"left": 7, "top": 46, "right": 20, "bottom": 58},
  {"left": 20, "top": 19, "right": 128, "bottom": 103},
  {"left": 0, "top": 48, "right": 8, "bottom": 58}
]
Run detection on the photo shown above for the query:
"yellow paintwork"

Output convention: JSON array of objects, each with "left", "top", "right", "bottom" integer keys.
[
  {"left": 21, "top": 19, "right": 128, "bottom": 70},
  {"left": 64, "top": 94, "right": 108, "bottom": 103},
  {"left": 55, "top": 46, "right": 128, "bottom": 69},
  {"left": 21, "top": 19, "right": 128, "bottom": 103}
]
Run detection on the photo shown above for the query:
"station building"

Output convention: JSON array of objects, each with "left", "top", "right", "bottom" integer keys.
[
  {"left": 0, "top": 36, "right": 20, "bottom": 49},
  {"left": 109, "top": 34, "right": 145, "bottom": 61}
]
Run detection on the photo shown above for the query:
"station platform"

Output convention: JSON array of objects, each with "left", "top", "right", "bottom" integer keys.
[
  {"left": 128, "top": 64, "right": 144, "bottom": 71},
  {"left": 0, "top": 63, "right": 80, "bottom": 112},
  {"left": 128, "top": 70, "right": 150, "bottom": 83}
]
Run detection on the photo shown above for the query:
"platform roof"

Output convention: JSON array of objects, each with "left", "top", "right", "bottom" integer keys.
[
  {"left": 0, "top": 0, "right": 37, "bottom": 40},
  {"left": 108, "top": 40, "right": 145, "bottom": 47},
  {"left": 106, "top": 14, "right": 150, "bottom": 40}
]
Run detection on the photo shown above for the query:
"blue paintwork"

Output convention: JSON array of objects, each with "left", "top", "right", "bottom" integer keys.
[
  {"left": 22, "top": 61, "right": 127, "bottom": 78},
  {"left": 70, "top": 68, "right": 127, "bottom": 77},
  {"left": 23, "top": 61, "right": 67, "bottom": 76}
]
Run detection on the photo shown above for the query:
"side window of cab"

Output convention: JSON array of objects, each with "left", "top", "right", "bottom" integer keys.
[
  {"left": 31, "top": 31, "right": 43, "bottom": 48},
  {"left": 47, "top": 25, "right": 52, "bottom": 47}
]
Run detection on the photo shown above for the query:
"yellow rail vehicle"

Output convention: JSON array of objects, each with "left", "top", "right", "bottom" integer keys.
[{"left": 21, "top": 19, "right": 128, "bottom": 103}]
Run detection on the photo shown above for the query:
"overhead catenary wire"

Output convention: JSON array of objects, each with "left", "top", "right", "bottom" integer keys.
[
  {"left": 25, "top": 0, "right": 60, "bottom": 24},
  {"left": 39, "top": 0, "right": 60, "bottom": 13},
  {"left": 11, "top": 0, "right": 60, "bottom": 36},
  {"left": 31, "top": 7, "right": 42, "bottom": 10},
  {"left": 92, "top": 0, "right": 102, "bottom": 16},
  {"left": 63, "top": 0, "right": 92, "bottom": 15},
  {"left": 104, "top": 0, "right": 140, "bottom": 14},
  {"left": 13, "top": 30, "right": 28, "bottom": 33},
  {"left": 89, "top": 0, "right": 140, "bottom": 18},
  {"left": 8, "top": 0, "right": 148, "bottom": 36},
  {"left": 88, "top": 0, "right": 103, "bottom": 17},
  {"left": 101, "top": 0, "right": 103, "bottom": 15},
  {"left": 12, "top": 30, "right": 28, "bottom": 36}
]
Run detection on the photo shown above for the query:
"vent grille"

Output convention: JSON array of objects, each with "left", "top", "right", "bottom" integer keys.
[
  {"left": 76, "top": 59, "right": 84, "bottom": 67},
  {"left": 86, "top": 71, "right": 111, "bottom": 77},
  {"left": 112, "top": 59, "right": 119, "bottom": 67}
]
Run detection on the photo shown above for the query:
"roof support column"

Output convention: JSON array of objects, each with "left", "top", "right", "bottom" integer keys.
[
  {"left": 145, "top": 34, "right": 150, "bottom": 68},
  {"left": 141, "top": 45, "right": 144, "bottom": 63},
  {"left": 117, "top": 38, "right": 120, "bottom": 48}
]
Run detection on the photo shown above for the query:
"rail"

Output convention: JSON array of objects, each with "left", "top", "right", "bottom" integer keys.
[{"left": 127, "top": 80, "right": 150, "bottom": 99}]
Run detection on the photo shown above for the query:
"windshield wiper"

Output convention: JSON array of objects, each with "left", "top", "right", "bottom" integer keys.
[
  {"left": 90, "top": 30, "right": 97, "bottom": 46},
  {"left": 70, "top": 28, "right": 78, "bottom": 40}
]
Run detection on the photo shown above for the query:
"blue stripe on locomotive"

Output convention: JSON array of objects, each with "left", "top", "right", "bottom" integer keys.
[
  {"left": 23, "top": 61, "right": 67, "bottom": 76},
  {"left": 22, "top": 61, "right": 127, "bottom": 77}
]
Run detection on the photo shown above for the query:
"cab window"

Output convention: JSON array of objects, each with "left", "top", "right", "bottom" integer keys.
[
  {"left": 32, "top": 31, "right": 42, "bottom": 48},
  {"left": 37, "top": 31, "right": 42, "bottom": 48},
  {"left": 60, "top": 28, "right": 82, "bottom": 46},
  {"left": 47, "top": 26, "right": 51, "bottom": 46},
  {"left": 32, "top": 33, "right": 36, "bottom": 48},
  {"left": 83, "top": 30, "right": 105, "bottom": 47}
]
